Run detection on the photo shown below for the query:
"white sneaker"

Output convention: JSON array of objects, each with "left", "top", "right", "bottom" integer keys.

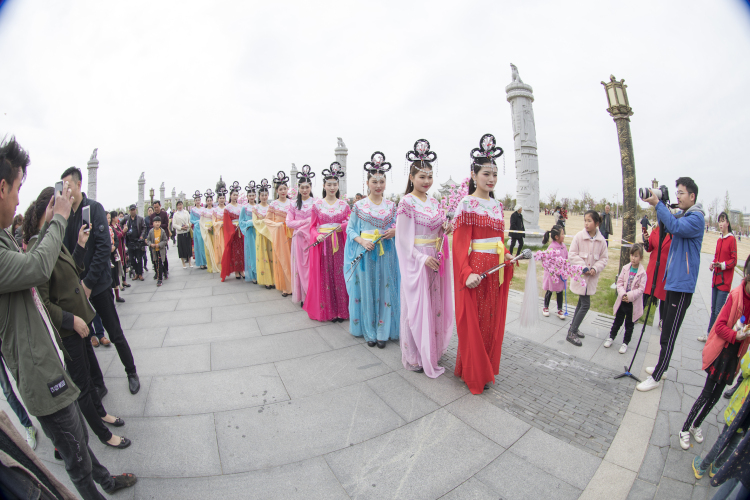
[
  {"left": 636, "top": 376, "right": 660, "bottom": 392},
  {"left": 25, "top": 426, "right": 37, "bottom": 450},
  {"left": 619, "top": 343, "right": 628, "bottom": 354},
  {"left": 679, "top": 430, "right": 691, "bottom": 450},
  {"left": 604, "top": 338, "right": 613, "bottom": 348},
  {"left": 697, "top": 335, "right": 707, "bottom": 342},
  {"left": 557, "top": 310, "right": 565, "bottom": 320},
  {"left": 542, "top": 308, "right": 550, "bottom": 317},
  {"left": 690, "top": 426, "right": 704, "bottom": 443},
  {"left": 645, "top": 367, "right": 668, "bottom": 377}
]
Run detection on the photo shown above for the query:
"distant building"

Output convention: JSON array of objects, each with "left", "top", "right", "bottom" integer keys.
[{"left": 438, "top": 177, "right": 459, "bottom": 198}]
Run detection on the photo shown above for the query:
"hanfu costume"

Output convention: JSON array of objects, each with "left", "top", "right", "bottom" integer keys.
[
  {"left": 239, "top": 185, "right": 257, "bottom": 283},
  {"left": 252, "top": 201, "right": 274, "bottom": 287},
  {"left": 212, "top": 205, "right": 226, "bottom": 272},
  {"left": 220, "top": 184, "right": 246, "bottom": 281},
  {"left": 344, "top": 152, "right": 400, "bottom": 342},
  {"left": 199, "top": 190, "right": 218, "bottom": 273},
  {"left": 265, "top": 172, "right": 294, "bottom": 295},
  {"left": 286, "top": 197, "right": 315, "bottom": 303},
  {"left": 396, "top": 185, "right": 453, "bottom": 377},
  {"left": 305, "top": 198, "right": 351, "bottom": 321},
  {"left": 190, "top": 194, "right": 207, "bottom": 268},
  {"left": 452, "top": 134, "right": 513, "bottom": 394}
]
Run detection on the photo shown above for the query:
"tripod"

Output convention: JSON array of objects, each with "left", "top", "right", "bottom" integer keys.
[{"left": 614, "top": 220, "right": 667, "bottom": 382}]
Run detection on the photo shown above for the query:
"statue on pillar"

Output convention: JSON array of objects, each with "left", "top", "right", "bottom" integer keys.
[
  {"left": 90, "top": 148, "right": 98, "bottom": 161},
  {"left": 216, "top": 176, "right": 226, "bottom": 194}
]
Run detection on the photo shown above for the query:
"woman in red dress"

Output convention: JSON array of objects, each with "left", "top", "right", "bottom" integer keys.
[
  {"left": 452, "top": 134, "right": 515, "bottom": 395},
  {"left": 220, "top": 181, "right": 246, "bottom": 281}
]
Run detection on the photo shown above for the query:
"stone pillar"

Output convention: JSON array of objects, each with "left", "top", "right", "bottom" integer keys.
[
  {"left": 87, "top": 148, "right": 99, "bottom": 201},
  {"left": 137, "top": 173, "right": 145, "bottom": 216},
  {"left": 290, "top": 163, "right": 299, "bottom": 189},
  {"left": 171, "top": 187, "right": 177, "bottom": 209},
  {"left": 506, "top": 64, "right": 542, "bottom": 246},
  {"left": 335, "top": 137, "right": 348, "bottom": 197},
  {"left": 159, "top": 182, "right": 165, "bottom": 205}
]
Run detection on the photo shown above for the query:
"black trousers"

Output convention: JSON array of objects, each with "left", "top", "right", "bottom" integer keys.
[
  {"left": 653, "top": 290, "right": 692, "bottom": 382},
  {"left": 544, "top": 290, "right": 563, "bottom": 310},
  {"left": 61, "top": 335, "right": 112, "bottom": 443},
  {"left": 37, "top": 402, "right": 114, "bottom": 499},
  {"left": 609, "top": 301, "right": 634, "bottom": 344},
  {"left": 642, "top": 293, "right": 666, "bottom": 322},
  {"left": 88, "top": 289, "right": 137, "bottom": 377},
  {"left": 154, "top": 251, "right": 164, "bottom": 281},
  {"left": 683, "top": 377, "right": 725, "bottom": 432},
  {"left": 129, "top": 246, "right": 143, "bottom": 276},
  {"left": 601, "top": 230, "right": 609, "bottom": 247},
  {"left": 509, "top": 236, "right": 524, "bottom": 256}
]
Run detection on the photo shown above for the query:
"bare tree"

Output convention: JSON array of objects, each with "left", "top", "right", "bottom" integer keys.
[
  {"left": 708, "top": 197, "right": 720, "bottom": 226},
  {"left": 723, "top": 190, "right": 732, "bottom": 215},
  {"left": 546, "top": 190, "right": 558, "bottom": 210}
]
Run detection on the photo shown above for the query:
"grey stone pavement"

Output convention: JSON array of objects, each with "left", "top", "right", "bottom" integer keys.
[{"left": 0, "top": 248, "right": 735, "bottom": 499}]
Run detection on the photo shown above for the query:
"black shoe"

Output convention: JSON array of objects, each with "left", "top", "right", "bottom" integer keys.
[
  {"left": 566, "top": 331, "right": 582, "bottom": 346},
  {"left": 157, "top": 280, "right": 163, "bottom": 287},
  {"left": 104, "top": 417, "right": 125, "bottom": 427},
  {"left": 104, "top": 473, "right": 137, "bottom": 494},
  {"left": 367, "top": 341, "right": 377, "bottom": 347},
  {"left": 265, "top": 285, "right": 272, "bottom": 289},
  {"left": 116, "top": 297, "right": 125, "bottom": 303},
  {"left": 415, "top": 368, "right": 424, "bottom": 373},
  {"left": 300, "top": 301, "right": 304, "bottom": 307},
  {"left": 103, "top": 436, "right": 132, "bottom": 449},
  {"left": 377, "top": 341, "right": 386, "bottom": 349},
  {"left": 725, "top": 382, "right": 741, "bottom": 399},
  {"left": 153, "top": 274, "right": 157, "bottom": 280},
  {"left": 128, "top": 374, "right": 140, "bottom": 395},
  {"left": 575, "top": 330, "right": 585, "bottom": 339},
  {"left": 484, "top": 383, "right": 491, "bottom": 390},
  {"left": 54, "top": 449, "right": 62, "bottom": 460},
  {"left": 96, "top": 385, "right": 108, "bottom": 399},
  {"left": 236, "top": 275, "right": 241, "bottom": 280}
]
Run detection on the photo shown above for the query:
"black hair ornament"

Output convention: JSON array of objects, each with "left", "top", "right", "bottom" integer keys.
[
  {"left": 322, "top": 161, "right": 346, "bottom": 180},
  {"left": 204, "top": 188, "right": 215, "bottom": 200},
  {"left": 245, "top": 181, "right": 257, "bottom": 194},
  {"left": 229, "top": 181, "right": 242, "bottom": 194},
  {"left": 193, "top": 190, "right": 202, "bottom": 200},
  {"left": 296, "top": 165, "right": 316, "bottom": 185},
  {"left": 272, "top": 170, "right": 290, "bottom": 187},
  {"left": 258, "top": 179, "right": 271, "bottom": 193},
  {"left": 470, "top": 133, "right": 505, "bottom": 175},
  {"left": 405, "top": 139, "right": 437, "bottom": 175}
]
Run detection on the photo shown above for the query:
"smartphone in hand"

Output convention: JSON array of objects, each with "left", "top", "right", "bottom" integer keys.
[{"left": 82, "top": 206, "right": 91, "bottom": 232}]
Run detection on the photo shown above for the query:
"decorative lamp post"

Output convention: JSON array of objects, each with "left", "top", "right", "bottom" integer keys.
[
  {"left": 602, "top": 75, "right": 636, "bottom": 269},
  {"left": 149, "top": 187, "right": 154, "bottom": 209}
]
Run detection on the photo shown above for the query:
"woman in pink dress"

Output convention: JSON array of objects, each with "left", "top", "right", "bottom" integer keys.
[
  {"left": 304, "top": 162, "right": 350, "bottom": 322},
  {"left": 396, "top": 140, "right": 454, "bottom": 377},
  {"left": 286, "top": 166, "right": 316, "bottom": 305}
]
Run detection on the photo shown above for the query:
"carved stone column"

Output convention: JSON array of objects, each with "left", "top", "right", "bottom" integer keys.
[
  {"left": 137, "top": 173, "right": 145, "bottom": 216},
  {"left": 290, "top": 163, "right": 299, "bottom": 189},
  {"left": 505, "top": 65, "right": 542, "bottom": 246},
  {"left": 335, "top": 138, "right": 348, "bottom": 197},
  {"left": 159, "top": 182, "right": 166, "bottom": 205},
  {"left": 87, "top": 149, "right": 99, "bottom": 201}
]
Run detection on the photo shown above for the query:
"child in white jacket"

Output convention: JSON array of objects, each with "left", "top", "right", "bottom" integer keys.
[{"left": 605, "top": 244, "right": 647, "bottom": 354}]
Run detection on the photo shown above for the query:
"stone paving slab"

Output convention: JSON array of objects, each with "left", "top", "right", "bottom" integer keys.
[
  {"left": 325, "top": 409, "right": 503, "bottom": 500},
  {"left": 438, "top": 477, "right": 501, "bottom": 500},
  {"left": 445, "top": 394, "right": 531, "bottom": 449},
  {"left": 162, "top": 318, "right": 261, "bottom": 346},
  {"left": 365, "top": 372, "right": 440, "bottom": 423},
  {"left": 105, "top": 344, "right": 210, "bottom": 377},
  {"left": 210, "top": 328, "right": 331, "bottom": 370},
  {"left": 120, "top": 327, "right": 168, "bottom": 350}
]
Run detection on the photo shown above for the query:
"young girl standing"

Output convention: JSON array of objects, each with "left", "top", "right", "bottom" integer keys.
[
  {"left": 452, "top": 134, "right": 515, "bottom": 394},
  {"left": 699, "top": 212, "right": 738, "bottom": 342},
  {"left": 239, "top": 182, "right": 257, "bottom": 283},
  {"left": 266, "top": 171, "right": 293, "bottom": 297},
  {"left": 344, "top": 152, "right": 400, "bottom": 348},
  {"left": 396, "top": 139, "right": 453, "bottom": 377},
  {"left": 604, "top": 245, "right": 647, "bottom": 354},
  {"left": 541, "top": 225, "right": 567, "bottom": 320},
  {"left": 305, "top": 163, "right": 350, "bottom": 322},
  {"left": 567, "top": 210, "right": 609, "bottom": 346},
  {"left": 200, "top": 190, "right": 218, "bottom": 273},
  {"left": 191, "top": 191, "right": 208, "bottom": 270},
  {"left": 253, "top": 180, "right": 275, "bottom": 289},
  {"left": 286, "top": 166, "right": 316, "bottom": 304},
  {"left": 220, "top": 182, "right": 246, "bottom": 281}
]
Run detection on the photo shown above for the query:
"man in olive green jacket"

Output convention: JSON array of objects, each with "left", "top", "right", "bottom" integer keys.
[{"left": 0, "top": 138, "right": 135, "bottom": 499}]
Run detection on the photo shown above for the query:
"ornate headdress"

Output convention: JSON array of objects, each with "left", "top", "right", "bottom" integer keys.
[
  {"left": 322, "top": 161, "right": 345, "bottom": 180},
  {"left": 258, "top": 179, "right": 271, "bottom": 193},
  {"left": 193, "top": 190, "right": 202, "bottom": 200},
  {"left": 229, "top": 181, "right": 242, "bottom": 194},
  {"left": 296, "top": 165, "right": 315, "bottom": 185},
  {"left": 245, "top": 181, "right": 257, "bottom": 194},
  {"left": 272, "top": 170, "right": 290, "bottom": 187},
  {"left": 204, "top": 188, "right": 215, "bottom": 200},
  {"left": 470, "top": 133, "right": 504, "bottom": 174},
  {"left": 217, "top": 187, "right": 228, "bottom": 198},
  {"left": 406, "top": 139, "right": 437, "bottom": 174},
  {"left": 363, "top": 151, "right": 392, "bottom": 178}
]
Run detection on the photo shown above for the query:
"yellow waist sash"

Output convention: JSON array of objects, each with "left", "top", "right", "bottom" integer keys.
[
  {"left": 361, "top": 230, "right": 385, "bottom": 257},
  {"left": 414, "top": 237, "right": 439, "bottom": 247},
  {"left": 319, "top": 226, "right": 340, "bottom": 253},
  {"left": 470, "top": 240, "right": 506, "bottom": 286}
]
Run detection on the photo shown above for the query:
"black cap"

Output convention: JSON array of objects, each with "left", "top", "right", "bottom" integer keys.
[{"left": 129, "top": 204, "right": 137, "bottom": 210}]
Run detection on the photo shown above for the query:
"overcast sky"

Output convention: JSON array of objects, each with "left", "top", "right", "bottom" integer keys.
[{"left": 2, "top": 0, "right": 749, "bottom": 215}]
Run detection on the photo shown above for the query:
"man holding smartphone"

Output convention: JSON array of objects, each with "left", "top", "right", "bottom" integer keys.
[{"left": 60, "top": 167, "right": 140, "bottom": 395}]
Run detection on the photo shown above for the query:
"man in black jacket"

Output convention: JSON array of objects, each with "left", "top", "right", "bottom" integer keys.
[
  {"left": 148, "top": 200, "right": 170, "bottom": 279},
  {"left": 509, "top": 204, "right": 525, "bottom": 256},
  {"left": 600, "top": 204, "right": 613, "bottom": 247},
  {"left": 122, "top": 204, "right": 146, "bottom": 281},
  {"left": 61, "top": 168, "right": 140, "bottom": 395}
]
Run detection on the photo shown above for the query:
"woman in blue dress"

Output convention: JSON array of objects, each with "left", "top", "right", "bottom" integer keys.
[
  {"left": 190, "top": 190, "right": 208, "bottom": 269},
  {"left": 240, "top": 182, "right": 258, "bottom": 283},
  {"left": 344, "top": 151, "right": 400, "bottom": 348}
]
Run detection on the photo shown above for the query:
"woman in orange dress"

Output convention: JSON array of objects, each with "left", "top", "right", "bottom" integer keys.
[
  {"left": 265, "top": 171, "right": 293, "bottom": 297},
  {"left": 452, "top": 134, "right": 515, "bottom": 395}
]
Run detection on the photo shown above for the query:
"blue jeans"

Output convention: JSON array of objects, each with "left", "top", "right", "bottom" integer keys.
[
  {"left": 701, "top": 425, "right": 743, "bottom": 470},
  {"left": 0, "top": 355, "right": 32, "bottom": 428},
  {"left": 711, "top": 478, "right": 748, "bottom": 500},
  {"left": 90, "top": 313, "right": 105, "bottom": 340},
  {"left": 709, "top": 287, "right": 730, "bottom": 333}
]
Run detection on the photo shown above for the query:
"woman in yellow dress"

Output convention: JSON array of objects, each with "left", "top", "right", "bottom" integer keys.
[
  {"left": 199, "top": 189, "right": 219, "bottom": 273},
  {"left": 265, "top": 171, "right": 294, "bottom": 297},
  {"left": 212, "top": 188, "right": 227, "bottom": 273},
  {"left": 253, "top": 179, "right": 275, "bottom": 288}
]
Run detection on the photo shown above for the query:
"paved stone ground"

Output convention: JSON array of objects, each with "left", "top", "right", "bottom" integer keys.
[{"left": 0, "top": 246, "right": 729, "bottom": 499}]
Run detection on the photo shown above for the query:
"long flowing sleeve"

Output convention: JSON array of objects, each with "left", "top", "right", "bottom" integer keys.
[
  {"left": 253, "top": 210, "right": 271, "bottom": 240},
  {"left": 239, "top": 207, "right": 254, "bottom": 236},
  {"left": 396, "top": 211, "right": 428, "bottom": 272},
  {"left": 346, "top": 205, "right": 361, "bottom": 248},
  {"left": 309, "top": 207, "right": 321, "bottom": 245},
  {"left": 452, "top": 224, "right": 473, "bottom": 289},
  {"left": 286, "top": 207, "right": 309, "bottom": 231}
]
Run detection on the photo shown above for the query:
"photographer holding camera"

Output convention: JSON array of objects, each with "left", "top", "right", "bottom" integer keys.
[{"left": 637, "top": 176, "right": 705, "bottom": 392}]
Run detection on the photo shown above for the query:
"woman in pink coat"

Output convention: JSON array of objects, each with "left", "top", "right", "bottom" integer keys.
[
  {"left": 566, "top": 210, "right": 609, "bottom": 346},
  {"left": 604, "top": 244, "right": 647, "bottom": 354}
]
